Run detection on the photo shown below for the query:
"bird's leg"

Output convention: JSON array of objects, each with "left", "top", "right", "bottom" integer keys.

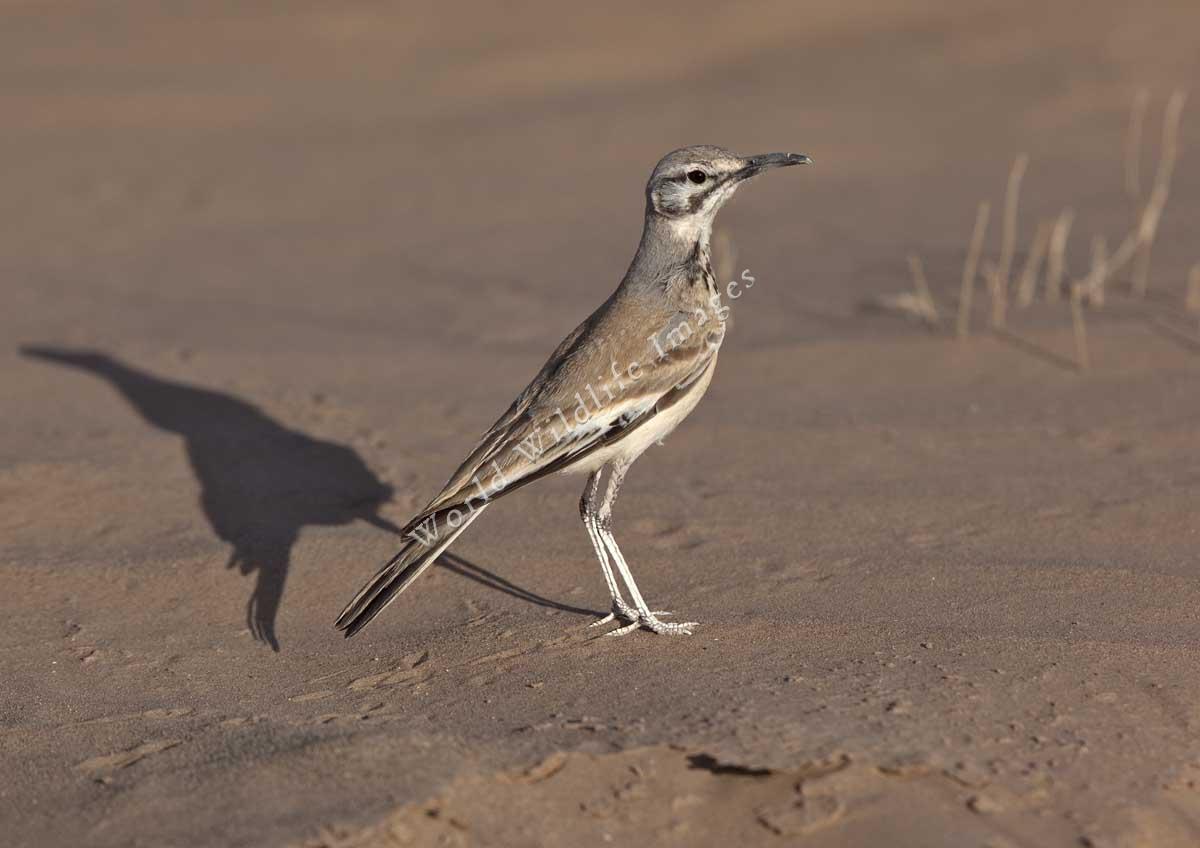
[
  {"left": 594, "top": 461, "right": 697, "bottom": 637},
  {"left": 580, "top": 469, "right": 636, "bottom": 626}
]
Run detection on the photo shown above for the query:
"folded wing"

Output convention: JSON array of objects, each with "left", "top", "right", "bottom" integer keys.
[{"left": 404, "top": 310, "right": 722, "bottom": 538}]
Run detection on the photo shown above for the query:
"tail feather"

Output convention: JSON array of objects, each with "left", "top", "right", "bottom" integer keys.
[{"left": 335, "top": 505, "right": 486, "bottom": 637}]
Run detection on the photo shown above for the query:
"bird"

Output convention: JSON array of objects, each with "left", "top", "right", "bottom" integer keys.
[{"left": 335, "top": 145, "right": 810, "bottom": 639}]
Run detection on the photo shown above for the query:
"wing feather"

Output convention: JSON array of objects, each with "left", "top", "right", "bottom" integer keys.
[{"left": 404, "top": 307, "right": 721, "bottom": 534}]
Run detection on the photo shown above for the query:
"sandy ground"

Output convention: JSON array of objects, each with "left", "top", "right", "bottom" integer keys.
[{"left": 4, "top": 1, "right": 1200, "bottom": 845}]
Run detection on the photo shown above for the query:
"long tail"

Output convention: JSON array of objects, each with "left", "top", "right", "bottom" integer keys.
[{"left": 334, "top": 504, "right": 488, "bottom": 638}]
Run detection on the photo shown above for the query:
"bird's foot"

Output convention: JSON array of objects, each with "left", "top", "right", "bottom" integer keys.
[
  {"left": 589, "top": 598, "right": 638, "bottom": 628},
  {"left": 589, "top": 598, "right": 673, "bottom": 628},
  {"left": 605, "top": 611, "right": 697, "bottom": 637},
  {"left": 643, "top": 616, "right": 698, "bottom": 635}
]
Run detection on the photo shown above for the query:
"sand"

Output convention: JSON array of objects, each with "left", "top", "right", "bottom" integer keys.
[{"left": 3, "top": 1, "right": 1200, "bottom": 845}]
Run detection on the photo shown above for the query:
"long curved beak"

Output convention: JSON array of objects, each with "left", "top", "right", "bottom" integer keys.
[{"left": 736, "top": 152, "right": 812, "bottom": 181}]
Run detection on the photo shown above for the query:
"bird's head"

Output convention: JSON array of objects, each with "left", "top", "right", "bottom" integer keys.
[{"left": 645, "top": 145, "right": 811, "bottom": 241}]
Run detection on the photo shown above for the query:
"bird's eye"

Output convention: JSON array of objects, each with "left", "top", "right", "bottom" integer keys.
[{"left": 687, "top": 170, "right": 707, "bottom": 185}]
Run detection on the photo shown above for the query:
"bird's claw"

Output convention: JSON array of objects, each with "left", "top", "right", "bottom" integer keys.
[
  {"left": 589, "top": 598, "right": 636, "bottom": 627},
  {"left": 643, "top": 617, "right": 698, "bottom": 636},
  {"left": 603, "top": 612, "right": 697, "bottom": 637},
  {"left": 589, "top": 600, "right": 673, "bottom": 628}
]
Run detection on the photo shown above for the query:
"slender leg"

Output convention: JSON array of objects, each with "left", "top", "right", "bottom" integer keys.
[
  {"left": 595, "top": 460, "right": 697, "bottom": 636},
  {"left": 580, "top": 468, "right": 636, "bottom": 625}
]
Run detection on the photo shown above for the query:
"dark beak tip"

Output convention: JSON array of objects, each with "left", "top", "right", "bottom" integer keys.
[{"left": 746, "top": 152, "right": 813, "bottom": 173}]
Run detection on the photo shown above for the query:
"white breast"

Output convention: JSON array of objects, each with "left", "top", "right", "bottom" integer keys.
[{"left": 564, "top": 353, "right": 720, "bottom": 475}]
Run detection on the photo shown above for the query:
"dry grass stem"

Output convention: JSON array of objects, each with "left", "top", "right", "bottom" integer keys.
[
  {"left": 906, "top": 253, "right": 941, "bottom": 327},
  {"left": 1081, "top": 236, "right": 1109, "bottom": 307},
  {"left": 1154, "top": 90, "right": 1188, "bottom": 195},
  {"left": 1070, "top": 283, "right": 1090, "bottom": 370},
  {"left": 1132, "top": 89, "right": 1187, "bottom": 297},
  {"left": 1045, "top": 208, "right": 1074, "bottom": 303},
  {"left": 1125, "top": 88, "right": 1149, "bottom": 201},
  {"left": 993, "top": 153, "right": 1030, "bottom": 327},
  {"left": 984, "top": 259, "right": 1004, "bottom": 329},
  {"left": 957, "top": 200, "right": 991, "bottom": 339},
  {"left": 870, "top": 293, "right": 937, "bottom": 327},
  {"left": 1131, "top": 203, "right": 1162, "bottom": 297},
  {"left": 1105, "top": 229, "right": 1138, "bottom": 281},
  {"left": 1016, "top": 219, "right": 1053, "bottom": 308},
  {"left": 1187, "top": 263, "right": 1200, "bottom": 331},
  {"left": 863, "top": 253, "right": 942, "bottom": 329},
  {"left": 1187, "top": 263, "right": 1200, "bottom": 310}
]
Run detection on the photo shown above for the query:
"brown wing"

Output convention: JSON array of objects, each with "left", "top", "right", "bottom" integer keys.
[{"left": 401, "top": 304, "right": 722, "bottom": 535}]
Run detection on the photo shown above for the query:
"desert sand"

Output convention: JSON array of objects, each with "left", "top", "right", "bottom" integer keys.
[{"left": 3, "top": 1, "right": 1200, "bottom": 845}]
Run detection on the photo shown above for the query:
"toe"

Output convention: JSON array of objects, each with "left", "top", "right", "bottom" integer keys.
[
  {"left": 643, "top": 616, "right": 698, "bottom": 635},
  {"left": 604, "top": 620, "right": 640, "bottom": 637}
]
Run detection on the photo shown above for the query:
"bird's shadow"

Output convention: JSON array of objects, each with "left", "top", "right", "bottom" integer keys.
[
  {"left": 436, "top": 553, "right": 600, "bottom": 618},
  {"left": 21, "top": 346, "right": 598, "bottom": 650},
  {"left": 22, "top": 345, "right": 402, "bottom": 651}
]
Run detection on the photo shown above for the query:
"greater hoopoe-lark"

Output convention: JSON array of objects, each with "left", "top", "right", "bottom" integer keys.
[{"left": 336, "top": 146, "right": 810, "bottom": 638}]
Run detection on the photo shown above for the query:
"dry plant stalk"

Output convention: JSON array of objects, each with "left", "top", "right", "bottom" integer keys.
[
  {"left": 1081, "top": 236, "right": 1109, "bottom": 307},
  {"left": 1105, "top": 220, "right": 1139, "bottom": 277},
  {"left": 1103, "top": 90, "right": 1151, "bottom": 282},
  {"left": 1124, "top": 89, "right": 1150, "bottom": 201},
  {"left": 1070, "top": 282, "right": 1090, "bottom": 370},
  {"left": 1044, "top": 208, "right": 1075, "bottom": 302},
  {"left": 957, "top": 200, "right": 991, "bottom": 339},
  {"left": 982, "top": 259, "right": 1001, "bottom": 328},
  {"left": 992, "top": 153, "right": 1029, "bottom": 328},
  {"left": 1132, "top": 89, "right": 1187, "bottom": 297},
  {"left": 1104, "top": 91, "right": 1187, "bottom": 290},
  {"left": 979, "top": 261, "right": 998, "bottom": 302},
  {"left": 869, "top": 292, "right": 940, "bottom": 328},
  {"left": 1187, "top": 263, "right": 1200, "bottom": 331},
  {"left": 906, "top": 253, "right": 940, "bottom": 327},
  {"left": 1016, "top": 219, "right": 1053, "bottom": 308}
]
